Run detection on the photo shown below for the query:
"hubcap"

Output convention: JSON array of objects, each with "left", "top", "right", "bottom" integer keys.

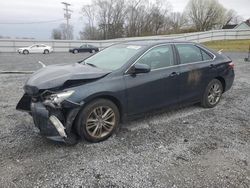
[
  {"left": 208, "top": 83, "right": 222, "bottom": 105},
  {"left": 86, "top": 106, "right": 115, "bottom": 138}
]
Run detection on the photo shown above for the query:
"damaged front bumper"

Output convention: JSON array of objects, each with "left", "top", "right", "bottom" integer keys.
[{"left": 16, "top": 93, "right": 83, "bottom": 143}]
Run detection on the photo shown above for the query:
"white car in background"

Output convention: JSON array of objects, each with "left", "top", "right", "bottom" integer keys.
[{"left": 17, "top": 44, "right": 53, "bottom": 54}]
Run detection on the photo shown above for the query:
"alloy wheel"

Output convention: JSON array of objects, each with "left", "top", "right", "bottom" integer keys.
[
  {"left": 207, "top": 83, "right": 222, "bottom": 105},
  {"left": 86, "top": 106, "right": 116, "bottom": 138}
]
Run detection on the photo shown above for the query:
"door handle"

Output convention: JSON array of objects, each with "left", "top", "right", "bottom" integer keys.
[{"left": 169, "top": 72, "right": 179, "bottom": 77}]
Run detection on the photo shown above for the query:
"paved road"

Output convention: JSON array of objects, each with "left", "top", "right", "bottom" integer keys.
[
  {"left": 0, "top": 52, "right": 91, "bottom": 72},
  {"left": 0, "top": 52, "right": 249, "bottom": 187}
]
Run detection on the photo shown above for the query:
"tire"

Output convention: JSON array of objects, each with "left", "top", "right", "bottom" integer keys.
[
  {"left": 201, "top": 79, "right": 223, "bottom": 108},
  {"left": 44, "top": 49, "right": 49, "bottom": 54},
  {"left": 23, "top": 50, "right": 29, "bottom": 55},
  {"left": 75, "top": 99, "right": 120, "bottom": 143},
  {"left": 73, "top": 49, "right": 78, "bottom": 54},
  {"left": 91, "top": 49, "right": 95, "bottom": 53}
]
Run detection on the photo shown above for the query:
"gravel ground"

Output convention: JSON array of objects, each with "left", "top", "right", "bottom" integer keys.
[{"left": 0, "top": 52, "right": 249, "bottom": 188}]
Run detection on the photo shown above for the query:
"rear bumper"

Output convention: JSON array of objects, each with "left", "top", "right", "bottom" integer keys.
[
  {"left": 224, "top": 69, "right": 235, "bottom": 92},
  {"left": 17, "top": 49, "right": 23, "bottom": 53}
]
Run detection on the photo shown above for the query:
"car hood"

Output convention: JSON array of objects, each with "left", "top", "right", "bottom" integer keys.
[{"left": 24, "top": 63, "right": 111, "bottom": 95}]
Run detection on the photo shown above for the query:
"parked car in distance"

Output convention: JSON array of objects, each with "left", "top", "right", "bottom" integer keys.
[
  {"left": 16, "top": 41, "right": 235, "bottom": 145},
  {"left": 17, "top": 44, "right": 53, "bottom": 54},
  {"left": 69, "top": 44, "right": 99, "bottom": 54}
]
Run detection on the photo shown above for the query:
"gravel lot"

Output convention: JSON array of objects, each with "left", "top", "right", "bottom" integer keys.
[{"left": 0, "top": 52, "right": 249, "bottom": 188}]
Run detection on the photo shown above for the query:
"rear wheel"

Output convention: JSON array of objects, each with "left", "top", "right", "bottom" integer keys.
[
  {"left": 73, "top": 49, "right": 78, "bottom": 54},
  {"left": 23, "top": 50, "right": 29, "bottom": 55},
  {"left": 201, "top": 79, "right": 223, "bottom": 108},
  {"left": 76, "top": 99, "right": 120, "bottom": 142}
]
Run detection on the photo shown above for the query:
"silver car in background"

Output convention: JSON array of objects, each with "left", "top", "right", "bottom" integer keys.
[{"left": 17, "top": 44, "right": 53, "bottom": 54}]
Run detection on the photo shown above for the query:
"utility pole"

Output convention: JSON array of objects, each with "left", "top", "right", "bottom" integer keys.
[{"left": 61, "top": 2, "right": 72, "bottom": 40}]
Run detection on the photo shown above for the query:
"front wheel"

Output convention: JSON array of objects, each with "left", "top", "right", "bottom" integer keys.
[
  {"left": 75, "top": 99, "right": 120, "bottom": 142},
  {"left": 44, "top": 49, "right": 49, "bottom": 54},
  {"left": 201, "top": 79, "right": 223, "bottom": 108}
]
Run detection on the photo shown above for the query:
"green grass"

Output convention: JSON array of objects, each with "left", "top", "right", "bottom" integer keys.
[{"left": 202, "top": 39, "right": 250, "bottom": 52}]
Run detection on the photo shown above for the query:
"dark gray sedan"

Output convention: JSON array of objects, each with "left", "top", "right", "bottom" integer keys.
[
  {"left": 17, "top": 41, "right": 235, "bottom": 145},
  {"left": 69, "top": 44, "right": 99, "bottom": 54}
]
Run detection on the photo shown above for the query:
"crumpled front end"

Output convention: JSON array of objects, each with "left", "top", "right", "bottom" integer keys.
[{"left": 16, "top": 90, "right": 83, "bottom": 143}]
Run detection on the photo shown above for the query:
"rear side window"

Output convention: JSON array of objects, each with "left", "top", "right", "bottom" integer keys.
[
  {"left": 175, "top": 44, "right": 202, "bottom": 64},
  {"left": 201, "top": 49, "right": 213, "bottom": 61}
]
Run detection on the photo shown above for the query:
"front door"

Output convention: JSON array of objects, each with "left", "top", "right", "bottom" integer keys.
[
  {"left": 29, "top": 45, "right": 40, "bottom": 53},
  {"left": 124, "top": 45, "right": 180, "bottom": 115},
  {"left": 80, "top": 44, "right": 88, "bottom": 52}
]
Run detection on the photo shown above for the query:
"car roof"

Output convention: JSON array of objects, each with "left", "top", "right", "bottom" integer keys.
[
  {"left": 31, "top": 44, "right": 47, "bottom": 46},
  {"left": 122, "top": 40, "right": 196, "bottom": 47}
]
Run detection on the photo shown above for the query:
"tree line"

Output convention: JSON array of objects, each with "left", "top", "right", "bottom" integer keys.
[{"left": 52, "top": 0, "right": 243, "bottom": 40}]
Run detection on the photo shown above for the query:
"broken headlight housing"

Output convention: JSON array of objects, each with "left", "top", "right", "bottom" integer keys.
[{"left": 44, "top": 90, "right": 75, "bottom": 107}]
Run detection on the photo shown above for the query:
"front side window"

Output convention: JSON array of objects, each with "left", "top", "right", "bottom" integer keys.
[
  {"left": 83, "top": 44, "right": 144, "bottom": 70},
  {"left": 136, "top": 45, "right": 174, "bottom": 70}
]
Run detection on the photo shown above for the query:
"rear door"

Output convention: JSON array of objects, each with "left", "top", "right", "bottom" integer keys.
[
  {"left": 124, "top": 44, "right": 181, "bottom": 115},
  {"left": 174, "top": 43, "right": 216, "bottom": 103},
  {"left": 37, "top": 44, "right": 46, "bottom": 53}
]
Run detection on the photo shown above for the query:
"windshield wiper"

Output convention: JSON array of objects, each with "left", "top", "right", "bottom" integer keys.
[{"left": 85, "top": 62, "right": 97, "bottom": 68}]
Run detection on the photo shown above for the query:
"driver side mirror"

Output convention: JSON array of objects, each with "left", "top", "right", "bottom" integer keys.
[{"left": 129, "top": 63, "right": 151, "bottom": 74}]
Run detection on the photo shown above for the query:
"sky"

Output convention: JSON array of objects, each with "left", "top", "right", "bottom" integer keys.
[{"left": 0, "top": 0, "right": 249, "bottom": 39}]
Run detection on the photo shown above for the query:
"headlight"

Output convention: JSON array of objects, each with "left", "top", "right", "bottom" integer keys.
[{"left": 49, "top": 90, "right": 75, "bottom": 105}]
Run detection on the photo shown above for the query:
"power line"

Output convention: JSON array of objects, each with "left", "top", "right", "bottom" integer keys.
[{"left": 0, "top": 19, "right": 64, "bottom": 25}]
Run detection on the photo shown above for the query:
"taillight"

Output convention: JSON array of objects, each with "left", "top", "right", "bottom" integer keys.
[{"left": 228, "top": 62, "right": 234, "bottom": 69}]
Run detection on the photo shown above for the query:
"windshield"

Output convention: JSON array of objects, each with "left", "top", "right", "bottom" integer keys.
[{"left": 83, "top": 44, "right": 143, "bottom": 70}]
